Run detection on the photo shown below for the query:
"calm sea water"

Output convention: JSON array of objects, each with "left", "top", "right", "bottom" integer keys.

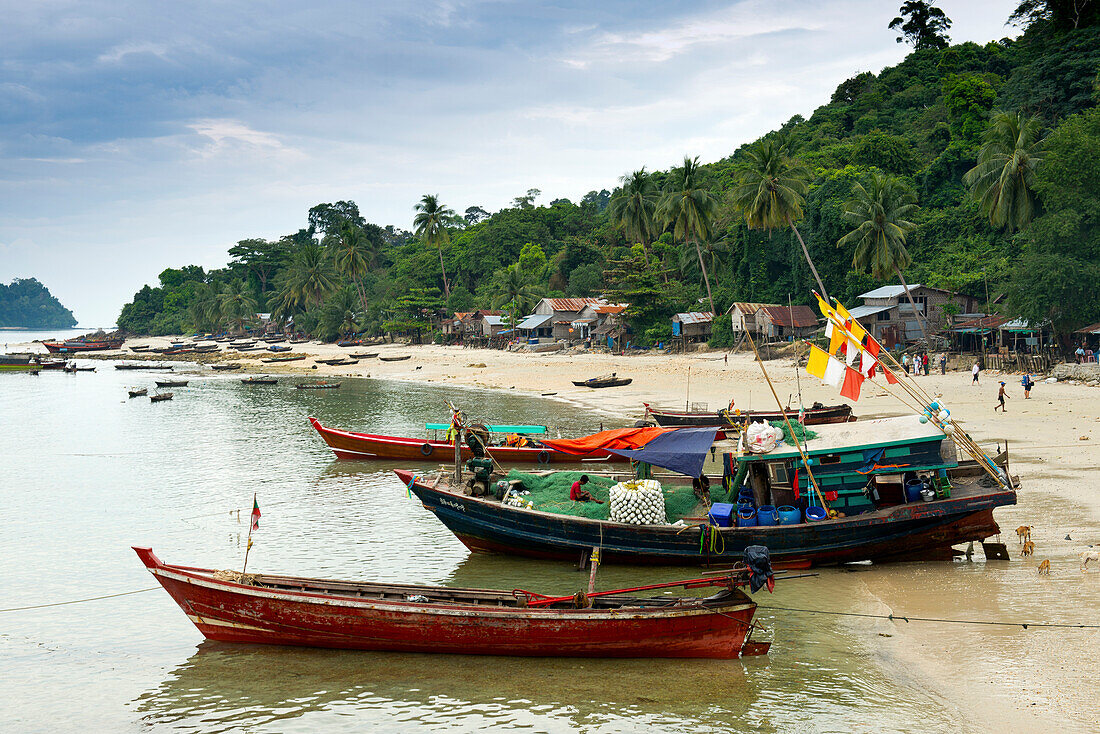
[{"left": 1, "top": 357, "right": 1094, "bottom": 733}]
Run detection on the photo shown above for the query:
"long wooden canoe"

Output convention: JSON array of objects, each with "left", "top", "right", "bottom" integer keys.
[
  {"left": 134, "top": 546, "right": 768, "bottom": 658},
  {"left": 308, "top": 417, "right": 626, "bottom": 464}
]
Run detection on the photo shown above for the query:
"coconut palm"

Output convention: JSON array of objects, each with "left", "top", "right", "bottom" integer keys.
[
  {"left": 963, "top": 110, "right": 1045, "bottom": 233},
  {"left": 217, "top": 280, "right": 259, "bottom": 334},
  {"left": 328, "top": 224, "right": 371, "bottom": 312},
  {"left": 320, "top": 286, "right": 365, "bottom": 339},
  {"left": 729, "top": 140, "right": 827, "bottom": 300},
  {"left": 609, "top": 168, "right": 659, "bottom": 264},
  {"left": 277, "top": 243, "right": 339, "bottom": 313},
  {"left": 493, "top": 264, "right": 541, "bottom": 335},
  {"left": 656, "top": 156, "right": 719, "bottom": 314},
  {"left": 188, "top": 283, "right": 222, "bottom": 333},
  {"left": 837, "top": 172, "right": 929, "bottom": 343},
  {"left": 413, "top": 194, "right": 455, "bottom": 298}
]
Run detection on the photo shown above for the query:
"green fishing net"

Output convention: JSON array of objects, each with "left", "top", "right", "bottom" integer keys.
[
  {"left": 504, "top": 470, "right": 710, "bottom": 523},
  {"left": 769, "top": 419, "right": 818, "bottom": 445}
]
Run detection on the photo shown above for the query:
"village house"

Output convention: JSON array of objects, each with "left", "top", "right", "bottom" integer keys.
[
  {"left": 529, "top": 297, "right": 609, "bottom": 341},
  {"left": 849, "top": 285, "right": 979, "bottom": 347},
  {"left": 755, "top": 305, "right": 819, "bottom": 340},
  {"left": 726, "top": 302, "right": 774, "bottom": 335},
  {"left": 672, "top": 312, "right": 714, "bottom": 342}
]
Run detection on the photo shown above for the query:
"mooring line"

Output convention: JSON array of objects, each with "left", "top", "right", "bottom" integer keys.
[
  {"left": 756, "top": 604, "right": 1100, "bottom": 629},
  {"left": 0, "top": 587, "right": 159, "bottom": 613}
]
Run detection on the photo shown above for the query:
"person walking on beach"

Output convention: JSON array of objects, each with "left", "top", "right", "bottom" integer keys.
[
  {"left": 995, "top": 381, "right": 1010, "bottom": 412},
  {"left": 1022, "top": 373, "right": 1034, "bottom": 399},
  {"left": 939, "top": 352, "right": 947, "bottom": 375},
  {"left": 922, "top": 352, "right": 930, "bottom": 376},
  {"left": 972, "top": 361, "right": 980, "bottom": 385},
  {"left": 902, "top": 353, "right": 910, "bottom": 375}
]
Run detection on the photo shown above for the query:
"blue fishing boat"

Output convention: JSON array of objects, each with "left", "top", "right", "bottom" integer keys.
[{"left": 397, "top": 416, "right": 1017, "bottom": 567}]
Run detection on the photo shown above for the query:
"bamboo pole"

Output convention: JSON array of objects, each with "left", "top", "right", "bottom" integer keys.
[
  {"left": 743, "top": 329, "right": 829, "bottom": 510},
  {"left": 241, "top": 492, "right": 257, "bottom": 577}
]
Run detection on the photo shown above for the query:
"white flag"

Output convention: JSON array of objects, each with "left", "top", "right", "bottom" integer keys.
[{"left": 823, "top": 355, "right": 845, "bottom": 389}]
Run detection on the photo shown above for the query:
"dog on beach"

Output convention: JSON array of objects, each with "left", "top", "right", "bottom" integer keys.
[
  {"left": 1082, "top": 550, "right": 1099, "bottom": 571},
  {"left": 1038, "top": 559, "right": 1050, "bottom": 575},
  {"left": 1016, "top": 525, "right": 1032, "bottom": 544},
  {"left": 1022, "top": 540, "right": 1035, "bottom": 557}
]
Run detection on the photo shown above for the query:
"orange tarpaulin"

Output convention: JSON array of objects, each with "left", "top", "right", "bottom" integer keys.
[{"left": 541, "top": 426, "right": 674, "bottom": 456}]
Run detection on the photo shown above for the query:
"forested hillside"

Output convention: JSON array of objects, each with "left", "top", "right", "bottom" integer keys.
[
  {"left": 0, "top": 278, "right": 78, "bottom": 329},
  {"left": 118, "top": 1, "right": 1100, "bottom": 346}
]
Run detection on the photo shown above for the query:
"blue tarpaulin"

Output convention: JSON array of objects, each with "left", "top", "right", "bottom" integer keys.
[{"left": 608, "top": 427, "right": 719, "bottom": 477}]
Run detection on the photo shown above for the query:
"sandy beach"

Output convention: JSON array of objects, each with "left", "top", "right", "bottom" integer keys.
[{"left": 23, "top": 336, "right": 1100, "bottom": 731}]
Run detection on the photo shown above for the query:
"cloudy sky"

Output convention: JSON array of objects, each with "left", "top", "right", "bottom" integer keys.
[{"left": 0, "top": 0, "right": 1019, "bottom": 326}]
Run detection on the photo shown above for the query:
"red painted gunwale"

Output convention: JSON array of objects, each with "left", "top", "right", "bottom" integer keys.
[
  {"left": 134, "top": 547, "right": 766, "bottom": 658},
  {"left": 308, "top": 417, "right": 627, "bottom": 464}
]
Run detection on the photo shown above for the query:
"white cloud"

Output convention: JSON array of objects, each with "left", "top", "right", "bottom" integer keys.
[{"left": 96, "top": 41, "right": 170, "bottom": 63}]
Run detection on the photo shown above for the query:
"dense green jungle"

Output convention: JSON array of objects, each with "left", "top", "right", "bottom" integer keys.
[{"left": 117, "top": 1, "right": 1100, "bottom": 348}]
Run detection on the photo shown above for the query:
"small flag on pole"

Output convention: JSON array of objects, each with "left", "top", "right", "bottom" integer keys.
[{"left": 250, "top": 494, "right": 261, "bottom": 531}]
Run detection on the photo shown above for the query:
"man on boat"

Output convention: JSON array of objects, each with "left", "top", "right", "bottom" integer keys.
[{"left": 570, "top": 475, "right": 603, "bottom": 504}]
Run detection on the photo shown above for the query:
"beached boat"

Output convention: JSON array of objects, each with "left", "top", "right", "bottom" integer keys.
[
  {"left": 573, "top": 374, "right": 632, "bottom": 388},
  {"left": 336, "top": 339, "right": 361, "bottom": 347},
  {"left": 242, "top": 377, "right": 278, "bottom": 385},
  {"left": 644, "top": 402, "right": 855, "bottom": 428},
  {"left": 129, "top": 345, "right": 152, "bottom": 352},
  {"left": 267, "top": 345, "right": 291, "bottom": 352},
  {"left": 43, "top": 337, "right": 123, "bottom": 353},
  {"left": 156, "top": 380, "right": 189, "bottom": 388},
  {"left": 379, "top": 355, "right": 411, "bottom": 362},
  {"left": 115, "top": 364, "right": 164, "bottom": 371},
  {"left": 150, "top": 392, "right": 173, "bottom": 402},
  {"left": 308, "top": 417, "right": 627, "bottom": 464},
  {"left": 350, "top": 352, "right": 378, "bottom": 359},
  {"left": 133, "top": 546, "right": 769, "bottom": 658},
  {"left": 316, "top": 358, "right": 358, "bottom": 366},
  {"left": 262, "top": 354, "right": 306, "bottom": 363},
  {"left": 397, "top": 415, "right": 1017, "bottom": 567},
  {"left": 211, "top": 363, "right": 242, "bottom": 371},
  {"left": 297, "top": 382, "right": 341, "bottom": 390},
  {"left": 1, "top": 354, "right": 41, "bottom": 372}
]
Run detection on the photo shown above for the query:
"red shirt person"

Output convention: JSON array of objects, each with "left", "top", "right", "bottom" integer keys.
[{"left": 569, "top": 475, "right": 603, "bottom": 503}]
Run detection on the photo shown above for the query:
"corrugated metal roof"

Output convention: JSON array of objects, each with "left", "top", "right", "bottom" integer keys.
[
  {"left": 726, "top": 302, "right": 773, "bottom": 315},
  {"left": 593, "top": 304, "right": 627, "bottom": 314},
  {"left": 858, "top": 284, "right": 923, "bottom": 299},
  {"left": 516, "top": 313, "right": 553, "bottom": 330},
  {"left": 1074, "top": 321, "right": 1100, "bottom": 335},
  {"left": 848, "top": 304, "right": 893, "bottom": 319},
  {"left": 758, "top": 305, "right": 818, "bottom": 328},
  {"left": 483, "top": 315, "right": 504, "bottom": 326},
  {"left": 545, "top": 297, "right": 604, "bottom": 312},
  {"left": 674, "top": 312, "right": 714, "bottom": 324},
  {"left": 953, "top": 315, "right": 1010, "bottom": 330}
]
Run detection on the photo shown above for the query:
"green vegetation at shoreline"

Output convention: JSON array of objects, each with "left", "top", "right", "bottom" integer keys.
[
  {"left": 118, "top": 2, "right": 1100, "bottom": 346},
  {"left": 0, "top": 278, "right": 78, "bottom": 329}
]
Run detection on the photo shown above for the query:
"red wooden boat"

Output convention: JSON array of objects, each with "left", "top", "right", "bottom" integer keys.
[
  {"left": 308, "top": 417, "right": 627, "bottom": 464},
  {"left": 644, "top": 401, "right": 854, "bottom": 428},
  {"left": 134, "top": 546, "right": 769, "bottom": 658},
  {"left": 43, "top": 337, "right": 123, "bottom": 353}
]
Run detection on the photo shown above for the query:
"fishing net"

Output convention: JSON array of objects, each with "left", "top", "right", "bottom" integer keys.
[
  {"left": 769, "top": 419, "right": 817, "bottom": 445},
  {"left": 504, "top": 470, "right": 709, "bottom": 523}
]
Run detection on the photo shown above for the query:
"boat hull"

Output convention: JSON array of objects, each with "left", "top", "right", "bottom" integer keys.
[
  {"left": 43, "top": 339, "right": 122, "bottom": 353},
  {"left": 309, "top": 417, "right": 625, "bottom": 464},
  {"left": 646, "top": 403, "right": 854, "bottom": 427},
  {"left": 135, "top": 547, "right": 761, "bottom": 658},
  {"left": 399, "top": 472, "right": 1014, "bottom": 567}
]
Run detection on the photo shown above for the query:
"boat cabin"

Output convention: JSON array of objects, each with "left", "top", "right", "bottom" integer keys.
[
  {"left": 426, "top": 423, "right": 548, "bottom": 447},
  {"left": 725, "top": 416, "right": 957, "bottom": 516}
]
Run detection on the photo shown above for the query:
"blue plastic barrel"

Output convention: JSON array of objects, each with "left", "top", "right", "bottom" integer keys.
[
  {"left": 805, "top": 506, "right": 828, "bottom": 522},
  {"left": 756, "top": 505, "right": 777, "bottom": 526},
  {"left": 905, "top": 479, "right": 924, "bottom": 502},
  {"left": 737, "top": 508, "right": 757, "bottom": 527},
  {"left": 777, "top": 505, "right": 801, "bottom": 525}
]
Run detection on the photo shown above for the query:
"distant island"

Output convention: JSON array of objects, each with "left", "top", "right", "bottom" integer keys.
[{"left": 0, "top": 278, "right": 78, "bottom": 329}]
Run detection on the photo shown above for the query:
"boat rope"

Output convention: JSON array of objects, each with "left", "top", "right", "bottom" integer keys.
[
  {"left": 0, "top": 587, "right": 159, "bottom": 613},
  {"left": 755, "top": 604, "right": 1100, "bottom": 630}
]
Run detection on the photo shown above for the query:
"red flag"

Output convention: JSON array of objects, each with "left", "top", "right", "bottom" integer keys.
[
  {"left": 840, "top": 366, "right": 864, "bottom": 401},
  {"left": 250, "top": 495, "right": 261, "bottom": 531},
  {"left": 884, "top": 366, "right": 900, "bottom": 384},
  {"left": 792, "top": 469, "right": 800, "bottom": 500}
]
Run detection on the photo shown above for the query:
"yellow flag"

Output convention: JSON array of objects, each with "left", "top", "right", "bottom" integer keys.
[
  {"left": 834, "top": 300, "right": 867, "bottom": 342},
  {"left": 828, "top": 327, "right": 846, "bottom": 356},
  {"left": 815, "top": 293, "right": 833, "bottom": 319},
  {"left": 806, "top": 344, "right": 829, "bottom": 379}
]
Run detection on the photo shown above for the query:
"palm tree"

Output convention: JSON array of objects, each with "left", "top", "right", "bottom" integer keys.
[
  {"left": 963, "top": 110, "right": 1045, "bottom": 233},
  {"left": 729, "top": 140, "right": 827, "bottom": 300},
  {"left": 321, "top": 286, "right": 364, "bottom": 339},
  {"left": 493, "top": 264, "right": 541, "bottom": 336},
  {"left": 609, "top": 168, "right": 659, "bottom": 264},
  {"left": 276, "top": 243, "right": 339, "bottom": 314},
  {"left": 217, "top": 280, "right": 259, "bottom": 334},
  {"left": 413, "top": 194, "right": 455, "bottom": 298},
  {"left": 328, "top": 224, "right": 370, "bottom": 312},
  {"left": 837, "top": 172, "right": 929, "bottom": 343},
  {"left": 656, "top": 156, "right": 719, "bottom": 314}
]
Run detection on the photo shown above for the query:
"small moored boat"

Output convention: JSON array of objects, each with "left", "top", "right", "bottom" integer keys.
[
  {"left": 297, "top": 382, "right": 341, "bottom": 389},
  {"left": 379, "top": 355, "right": 411, "bottom": 362},
  {"left": 644, "top": 401, "right": 855, "bottom": 428},
  {"left": 156, "top": 380, "right": 189, "bottom": 388},
  {"left": 242, "top": 377, "right": 278, "bottom": 385},
  {"left": 150, "top": 392, "right": 174, "bottom": 402},
  {"left": 211, "top": 363, "right": 242, "bottom": 371},
  {"left": 133, "top": 546, "right": 770, "bottom": 658},
  {"left": 128, "top": 388, "right": 148, "bottom": 398}
]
